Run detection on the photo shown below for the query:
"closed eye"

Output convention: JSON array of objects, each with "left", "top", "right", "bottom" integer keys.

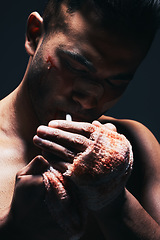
[
  {"left": 58, "top": 48, "right": 96, "bottom": 74},
  {"left": 105, "top": 73, "right": 134, "bottom": 88},
  {"left": 64, "top": 58, "right": 88, "bottom": 75},
  {"left": 106, "top": 79, "right": 131, "bottom": 88}
]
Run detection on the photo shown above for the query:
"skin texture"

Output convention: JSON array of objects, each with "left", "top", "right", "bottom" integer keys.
[
  {"left": 0, "top": 4, "right": 160, "bottom": 240},
  {"left": 25, "top": 7, "right": 149, "bottom": 125}
]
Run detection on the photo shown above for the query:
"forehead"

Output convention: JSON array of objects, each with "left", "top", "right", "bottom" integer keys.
[{"left": 46, "top": 4, "right": 150, "bottom": 75}]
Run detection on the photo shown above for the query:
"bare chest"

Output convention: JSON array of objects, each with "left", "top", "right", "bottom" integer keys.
[{"left": 0, "top": 145, "right": 26, "bottom": 210}]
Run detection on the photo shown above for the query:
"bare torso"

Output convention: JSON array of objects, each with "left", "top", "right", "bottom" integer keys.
[
  {"left": 0, "top": 139, "right": 105, "bottom": 239},
  {"left": 0, "top": 111, "right": 160, "bottom": 239}
]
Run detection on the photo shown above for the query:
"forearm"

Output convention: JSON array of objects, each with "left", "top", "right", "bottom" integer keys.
[{"left": 93, "top": 189, "right": 160, "bottom": 240}]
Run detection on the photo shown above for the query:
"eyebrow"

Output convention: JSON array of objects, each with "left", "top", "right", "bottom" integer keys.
[
  {"left": 58, "top": 49, "right": 96, "bottom": 73},
  {"left": 58, "top": 48, "right": 135, "bottom": 81}
]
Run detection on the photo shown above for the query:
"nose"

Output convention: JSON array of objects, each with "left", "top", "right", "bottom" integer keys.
[{"left": 72, "top": 78, "right": 104, "bottom": 109}]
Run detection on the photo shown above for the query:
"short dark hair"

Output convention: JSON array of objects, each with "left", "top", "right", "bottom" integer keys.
[{"left": 42, "top": 0, "right": 160, "bottom": 38}]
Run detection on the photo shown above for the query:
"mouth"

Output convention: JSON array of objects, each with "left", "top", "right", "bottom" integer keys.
[
  {"left": 53, "top": 107, "right": 100, "bottom": 123},
  {"left": 66, "top": 112, "right": 96, "bottom": 123},
  {"left": 53, "top": 111, "right": 89, "bottom": 122}
]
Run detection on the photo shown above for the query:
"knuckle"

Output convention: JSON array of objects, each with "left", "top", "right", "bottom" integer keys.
[
  {"left": 52, "top": 129, "right": 60, "bottom": 140},
  {"left": 104, "top": 123, "right": 117, "bottom": 132},
  {"left": 82, "top": 123, "right": 96, "bottom": 136},
  {"left": 15, "top": 168, "right": 26, "bottom": 182},
  {"left": 32, "top": 155, "right": 44, "bottom": 165},
  {"left": 15, "top": 173, "right": 21, "bottom": 182},
  {"left": 65, "top": 149, "right": 75, "bottom": 160},
  {"left": 74, "top": 135, "right": 85, "bottom": 145},
  {"left": 47, "top": 141, "right": 55, "bottom": 151},
  {"left": 74, "top": 135, "right": 89, "bottom": 151}
]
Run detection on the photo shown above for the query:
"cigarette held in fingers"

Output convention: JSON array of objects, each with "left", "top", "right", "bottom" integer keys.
[{"left": 66, "top": 113, "right": 72, "bottom": 121}]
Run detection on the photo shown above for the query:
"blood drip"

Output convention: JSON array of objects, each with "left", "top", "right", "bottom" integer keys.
[{"left": 46, "top": 56, "right": 57, "bottom": 70}]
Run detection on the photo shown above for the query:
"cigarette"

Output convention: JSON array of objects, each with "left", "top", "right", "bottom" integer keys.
[
  {"left": 66, "top": 113, "right": 72, "bottom": 121},
  {"left": 49, "top": 166, "right": 54, "bottom": 172}
]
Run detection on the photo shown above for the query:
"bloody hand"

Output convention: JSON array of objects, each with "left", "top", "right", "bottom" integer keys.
[{"left": 33, "top": 120, "right": 133, "bottom": 211}]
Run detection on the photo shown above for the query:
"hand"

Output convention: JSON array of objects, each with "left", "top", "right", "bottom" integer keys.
[
  {"left": 33, "top": 120, "right": 97, "bottom": 168},
  {"left": 6, "top": 156, "right": 85, "bottom": 240},
  {"left": 8, "top": 156, "right": 60, "bottom": 239},
  {"left": 33, "top": 120, "right": 132, "bottom": 211}
]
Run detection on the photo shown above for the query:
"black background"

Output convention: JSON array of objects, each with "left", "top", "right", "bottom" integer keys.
[{"left": 1, "top": 1, "right": 160, "bottom": 141}]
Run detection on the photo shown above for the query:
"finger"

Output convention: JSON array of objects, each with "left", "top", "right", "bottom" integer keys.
[
  {"left": 43, "top": 170, "right": 87, "bottom": 236},
  {"left": 51, "top": 162, "right": 70, "bottom": 173},
  {"left": 16, "top": 175, "right": 44, "bottom": 191},
  {"left": 36, "top": 126, "right": 92, "bottom": 151},
  {"left": 33, "top": 136, "right": 75, "bottom": 163},
  {"left": 48, "top": 120, "right": 96, "bottom": 137},
  {"left": 42, "top": 151, "right": 71, "bottom": 173},
  {"left": 13, "top": 175, "right": 45, "bottom": 208},
  {"left": 104, "top": 123, "right": 117, "bottom": 132},
  {"left": 16, "top": 156, "right": 50, "bottom": 177},
  {"left": 92, "top": 120, "right": 102, "bottom": 127},
  {"left": 92, "top": 120, "right": 117, "bottom": 132}
]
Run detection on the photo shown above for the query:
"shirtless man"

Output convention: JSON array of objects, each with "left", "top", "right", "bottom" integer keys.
[{"left": 0, "top": 0, "right": 160, "bottom": 239}]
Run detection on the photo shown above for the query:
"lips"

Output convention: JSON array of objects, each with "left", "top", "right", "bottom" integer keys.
[
  {"left": 71, "top": 115, "right": 88, "bottom": 122},
  {"left": 71, "top": 112, "right": 100, "bottom": 123},
  {"left": 53, "top": 110, "right": 66, "bottom": 120},
  {"left": 52, "top": 110, "right": 87, "bottom": 122},
  {"left": 52, "top": 104, "right": 100, "bottom": 122}
]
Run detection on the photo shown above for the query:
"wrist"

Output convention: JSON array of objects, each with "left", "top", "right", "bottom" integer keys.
[{"left": 92, "top": 188, "right": 126, "bottom": 218}]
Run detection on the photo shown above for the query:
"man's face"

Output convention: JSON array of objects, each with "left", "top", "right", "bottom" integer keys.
[{"left": 27, "top": 8, "right": 150, "bottom": 125}]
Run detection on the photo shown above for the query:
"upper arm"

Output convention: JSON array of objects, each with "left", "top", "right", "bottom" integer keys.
[{"left": 99, "top": 115, "right": 160, "bottom": 223}]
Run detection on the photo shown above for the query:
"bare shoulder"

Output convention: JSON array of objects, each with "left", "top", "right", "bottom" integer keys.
[
  {"left": 99, "top": 115, "right": 159, "bottom": 149},
  {"left": 99, "top": 115, "right": 158, "bottom": 140},
  {"left": 99, "top": 115, "right": 160, "bottom": 214}
]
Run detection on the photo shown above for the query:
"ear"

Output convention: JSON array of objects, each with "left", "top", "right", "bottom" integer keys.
[{"left": 25, "top": 12, "right": 43, "bottom": 56}]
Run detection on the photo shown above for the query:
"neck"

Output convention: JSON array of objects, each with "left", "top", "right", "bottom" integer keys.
[
  {"left": 0, "top": 76, "right": 40, "bottom": 156},
  {"left": 16, "top": 82, "right": 40, "bottom": 140}
]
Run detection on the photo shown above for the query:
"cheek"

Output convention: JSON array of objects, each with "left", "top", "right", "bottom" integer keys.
[
  {"left": 99, "top": 86, "right": 127, "bottom": 112},
  {"left": 100, "top": 97, "right": 120, "bottom": 113},
  {"left": 41, "top": 70, "right": 74, "bottom": 101},
  {"left": 102, "top": 83, "right": 128, "bottom": 102},
  {"left": 44, "top": 52, "right": 74, "bottom": 88}
]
